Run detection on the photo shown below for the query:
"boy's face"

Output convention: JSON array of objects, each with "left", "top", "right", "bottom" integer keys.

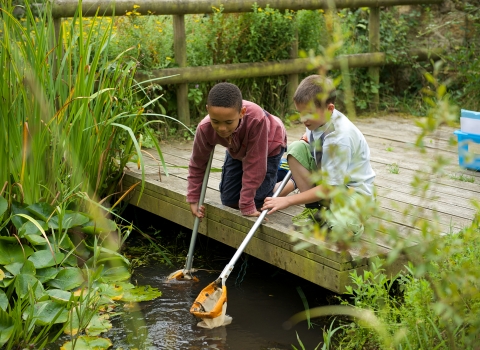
[
  {"left": 295, "top": 102, "right": 335, "bottom": 130},
  {"left": 207, "top": 105, "right": 246, "bottom": 139}
]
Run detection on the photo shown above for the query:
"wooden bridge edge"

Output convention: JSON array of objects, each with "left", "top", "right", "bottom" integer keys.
[{"left": 122, "top": 173, "right": 408, "bottom": 294}]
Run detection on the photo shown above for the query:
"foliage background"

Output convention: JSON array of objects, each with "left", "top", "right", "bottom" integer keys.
[{"left": 89, "top": 2, "right": 480, "bottom": 128}]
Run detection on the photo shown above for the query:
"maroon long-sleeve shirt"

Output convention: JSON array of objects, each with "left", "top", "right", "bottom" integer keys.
[{"left": 186, "top": 100, "right": 287, "bottom": 215}]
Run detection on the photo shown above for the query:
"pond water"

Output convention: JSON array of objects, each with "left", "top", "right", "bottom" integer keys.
[
  {"left": 52, "top": 207, "right": 340, "bottom": 349},
  {"left": 102, "top": 259, "right": 334, "bottom": 350}
]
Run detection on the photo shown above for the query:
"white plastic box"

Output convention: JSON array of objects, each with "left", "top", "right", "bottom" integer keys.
[{"left": 460, "top": 109, "right": 480, "bottom": 135}]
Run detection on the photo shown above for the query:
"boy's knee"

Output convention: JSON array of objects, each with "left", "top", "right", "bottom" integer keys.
[{"left": 288, "top": 140, "right": 309, "bottom": 153}]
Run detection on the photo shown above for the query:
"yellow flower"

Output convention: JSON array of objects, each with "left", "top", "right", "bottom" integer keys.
[
  {"left": 134, "top": 24, "right": 139, "bottom": 29},
  {"left": 126, "top": 11, "right": 132, "bottom": 16},
  {"left": 166, "top": 57, "right": 172, "bottom": 60},
  {"left": 258, "top": 8, "right": 263, "bottom": 12},
  {"left": 133, "top": 4, "right": 140, "bottom": 9}
]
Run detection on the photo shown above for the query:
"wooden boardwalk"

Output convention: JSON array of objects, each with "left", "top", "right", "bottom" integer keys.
[{"left": 122, "top": 116, "right": 479, "bottom": 293}]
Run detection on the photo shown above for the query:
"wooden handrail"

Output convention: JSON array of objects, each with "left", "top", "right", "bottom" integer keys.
[
  {"left": 50, "top": 0, "right": 444, "bottom": 124},
  {"left": 52, "top": 0, "right": 443, "bottom": 18},
  {"left": 136, "top": 53, "right": 387, "bottom": 85}
]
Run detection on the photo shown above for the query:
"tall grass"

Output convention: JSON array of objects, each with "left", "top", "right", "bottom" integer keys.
[
  {"left": 0, "top": 1, "right": 163, "bottom": 207},
  {"left": 0, "top": 2, "right": 169, "bottom": 347}
]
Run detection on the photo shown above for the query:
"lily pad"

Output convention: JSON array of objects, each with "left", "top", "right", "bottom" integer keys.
[
  {"left": 0, "top": 276, "right": 14, "bottom": 288},
  {"left": 19, "top": 220, "right": 48, "bottom": 238},
  {"left": 48, "top": 212, "right": 90, "bottom": 230},
  {"left": 0, "top": 241, "right": 33, "bottom": 265},
  {"left": 0, "top": 290, "right": 8, "bottom": 311},
  {"left": 28, "top": 300, "right": 68, "bottom": 325},
  {"left": 46, "top": 289, "right": 73, "bottom": 304},
  {"left": 120, "top": 285, "right": 162, "bottom": 302},
  {"left": 47, "top": 267, "right": 84, "bottom": 290},
  {"left": 99, "top": 283, "right": 124, "bottom": 301},
  {"left": 21, "top": 260, "right": 36, "bottom": 275},
  {"left": 26, "top": 202, "right": 55, "bottom": 222},
  {"left": 28, "top": 250, "right": 65, "bottom": 269},
  {"left": 4, "top": 262, "right": 23, "bottom": 276},
  {"left": 85, "top": 313, "right": 112, "bottom": 336},
  {"left": 15, "top": 274, "right": 44, "bottom": 299},
  {"left": 99, "top": 265, "right": 131, "bottom": 283},
  {"left": 25, "top": 234, "right": 48, "bottom": 246},
  {"left": 20, "top": 220, "right": 48, "bottom": 235},
  {"left": 36, "top": 267, "right": 60, "bottom": 283},
  {"left": 10, "top": 202, "right": 30, "bottom": 229},
  {"left": 60, "top": 335, "right": 112, "bottom": 350},
  {"left": 0, "top": 308, "right": 14, "bottom": 348}
]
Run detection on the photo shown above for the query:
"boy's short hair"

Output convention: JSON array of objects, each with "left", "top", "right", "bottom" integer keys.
[
  {"left": 207, "top": 82, "right": 243, "bottom": 112},
  {"left": 294, "top": 75, "right": 336, "bottom": 109}
]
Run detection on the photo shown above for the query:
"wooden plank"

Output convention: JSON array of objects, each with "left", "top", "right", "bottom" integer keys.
[{"left": 123, "top": 174, "right": 363, "bottom": 267}]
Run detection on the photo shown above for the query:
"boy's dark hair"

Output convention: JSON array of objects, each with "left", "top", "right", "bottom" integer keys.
[
  {"left": 207, "top": 82, "right": 243, "bottom": 112},
  {"left": 294, "top": 75, "right": 336, "bottom": 108}
]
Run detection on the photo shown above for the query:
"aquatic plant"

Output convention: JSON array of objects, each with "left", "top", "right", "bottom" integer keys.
[{"left": 0, "top": 1, "right": 168, "bottom": 347}]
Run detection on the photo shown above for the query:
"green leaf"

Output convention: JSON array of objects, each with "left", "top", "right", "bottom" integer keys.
[
  {"left": 48, "top": 211, "right": 90, "bottom": 230},
  {"left": 0, "top": 276, "right": 15, "bottom": 288},
  {"left": 26, "top": 203, "right": 55, "bottom": 222},
  {"left": 28, "top": 250, "right": 65, "bottom": 269},
  {"left": 120, "top": 285, "right": 162, "bottom": 302},
  {"left": 46, "top": 289, "right": 73, "bottom": 304},
  {"left": 0, "top": 241, "right": 33, "bottom": 264},
  {"left": 60, "top": 335, "right": 112, "bottom": 350},
  {"left": 99, "top": 265, "right": 130, "bottom": 283},
  {"left": 47, "top": 267, "right": 84, "bottom": 290},
  {"left": 0, "top": 290, "right": 8, "bottom": 312},
  {"left": 0, "top": 308, "right": 14, "bottom": 347},
  {"left": 98, "top": 283, "right": 123, "bottom": 300},
  {"left": 4, "top": 262, "right": 23, "bottom": 276},
  {"left": 19, "top": 220, "right": 48, "bottom": 238},
  {"left": 0, "top": 196, "right": 7, "bottom": 218},
  {"left": 10, "top": 202, "right": 29, "bottom": 229},
  {"left": 85, "top": 314, "right": 112, "bottom": 336},
  {"left": 81, "top": 218, "right": 117, "bottom": 235},
  {"left": 0, "top": 236, "right": 16, "bottom": 243},
  {"left": 25, "top": 234, "right": 48, "bottom": 246},
  {"left": 15, "top": 274, "right": 44, "bottom": 299},
  {"left": 21, "top": 260, "right": 36, "bottom": 275},
  {"left": 29, "top": 300, "right": 68, "bottom": 325},
  {"left": 36, "top": 267, "right": 60, "bottom": 283}
]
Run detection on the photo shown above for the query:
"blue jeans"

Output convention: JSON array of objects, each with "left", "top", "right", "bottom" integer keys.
[{"left": 220, "top": 148, "right": 285, "bottom": 210}]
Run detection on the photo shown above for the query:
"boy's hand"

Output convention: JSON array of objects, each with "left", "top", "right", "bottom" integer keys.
[
  {"left": 245, "top": 211, "right": 268, "bottom": 221},
  {"left": 261, "top": 197, "right": 290, "bottom": 214},
  {"left": 190, "top": 202, "right": 205, "bottom": 220}
]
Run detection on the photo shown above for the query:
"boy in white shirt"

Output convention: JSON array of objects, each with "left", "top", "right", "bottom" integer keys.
[{"left": 262, "top": 75, "right": 375, "bottom": 237}]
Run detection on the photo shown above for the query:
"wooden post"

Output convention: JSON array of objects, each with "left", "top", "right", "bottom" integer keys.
[
  {"left": 287, "top": 28, "right": 299, "bottom": 114},
  {"left": 173, "top": 15, "right": 190, "bottom": 126},
  {"left": 368, "top": 7, "right": 380, "bottom": 111}
]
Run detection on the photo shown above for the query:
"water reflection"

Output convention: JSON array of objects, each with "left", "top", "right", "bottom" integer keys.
[{"left": 102, "top": 261, "right": 329, "bottom": 350}]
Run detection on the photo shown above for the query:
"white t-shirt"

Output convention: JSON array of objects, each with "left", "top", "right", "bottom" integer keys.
[{"left": 305, "top": 109, "right": 375, "bottom": 197}]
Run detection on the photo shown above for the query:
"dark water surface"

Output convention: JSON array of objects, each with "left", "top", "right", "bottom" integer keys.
[
  {"left": 52, "top": 207, "right": 339, "bottom": 349},
  {"left": 105, "top": 258, "right": 334, "bottom": 350}
]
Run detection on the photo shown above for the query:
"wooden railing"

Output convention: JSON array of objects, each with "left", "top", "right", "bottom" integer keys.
[{"left": 52, "top": 0, "right": 444, "bottom": 125}]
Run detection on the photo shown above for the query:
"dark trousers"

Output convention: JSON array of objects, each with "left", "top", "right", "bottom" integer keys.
[{"left": 219, "top": 148, "right": 285, "bottom": 210}]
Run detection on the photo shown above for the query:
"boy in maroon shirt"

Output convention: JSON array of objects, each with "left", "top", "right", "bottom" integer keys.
[{"left": 187, "top": 82, "right": 287, "bottom": 218}]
